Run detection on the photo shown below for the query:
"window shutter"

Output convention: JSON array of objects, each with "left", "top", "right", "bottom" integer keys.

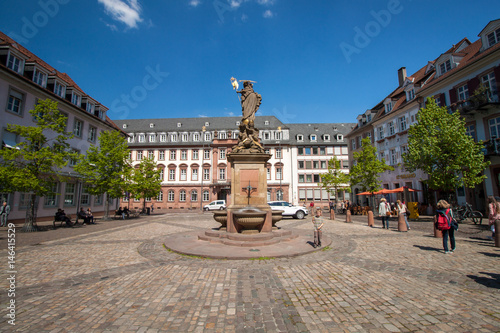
[
  {"left": 440, "top": 93, "right": 446, "bottom": 106},
  {"left": 494, "top": 65, "right": 500, "bottom": 96},
  {"left": 467, "top": 77, "right": 480, "bottom": 96},
  {"left": 449, "top": 88, "right": 458, "bottom": 104}
]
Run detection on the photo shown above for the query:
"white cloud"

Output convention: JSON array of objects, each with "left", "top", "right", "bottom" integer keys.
[
  {"left": 263, "top": 9, "right": 273, "bottom": 18},
  {"left": 229, "top": 0, "right": 244, "bottom": 8},
  {"left": 198, "top": 114, "right": 208, "bottom": 118},
  {"left": 189, "top": 0, "right": 201, "bottom": 7},
  {"left": 257, "top": 0, "right": 275, "bottom": 5},
  {"left": 98, "top": 0, "right": 143, "bottom": 29}
]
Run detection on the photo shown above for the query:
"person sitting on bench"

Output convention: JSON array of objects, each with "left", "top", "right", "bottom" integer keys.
[
  {"left": 77, "top": 207, "right": 92, "bottom": 224},
  {"left": 55, "top": 208, "right": 73, "bottom": 227}
]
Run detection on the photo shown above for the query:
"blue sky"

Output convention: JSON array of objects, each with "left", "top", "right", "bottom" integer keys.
[{"left": 0, "top": 0, "right": 499, "bottom": 124}]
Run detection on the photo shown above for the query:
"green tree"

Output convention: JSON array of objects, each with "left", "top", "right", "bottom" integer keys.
[
  {"left": 403, "top": 97, "right": 489, "bottom": 196},
  {"left": 0, "top": 99, "right": 77, "bottom": 232},
  {"left": 350, "top": 137, "right": 394, "bottom": 209},
  {"left": 130, "top": 157, "right": 162, "bottom": 213},
  {"left": 318, "top": 157, "right": 351, "bottom": 206},
  {"left": 74, "top": 130, "right": 131, "bottom": 219}
]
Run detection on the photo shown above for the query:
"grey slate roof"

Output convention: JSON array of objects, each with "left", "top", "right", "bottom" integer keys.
[{"left": 287, "top": 123, "right": 356, "bottom": 145}]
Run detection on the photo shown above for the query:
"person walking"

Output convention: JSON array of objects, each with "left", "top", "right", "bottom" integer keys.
[
  {"left": 309, "top": 201, "right": 315, "bottom": 215},
  {"left": 0, "top": 201, "right": 11, "bottom": 227},
  {"left": 378, "top": 198, "right": 390, "bottom": 229},
  {"left": 487, "top": 196, "right": 499, "bottom": 240},
  {"left": 397, "top": 200, "right": 410, "bottom": 230},
  {"left": 312, "top": 208, "right": 324, "bottom": 248},
  {"left": 435, "top": 199, "right": 456, "bottom": 254}
]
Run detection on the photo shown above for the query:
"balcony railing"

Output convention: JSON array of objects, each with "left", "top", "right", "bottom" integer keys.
[
  {"left": 483, "top": 138, "right": 500, "bottom": 156},
  {"left": 452, "top": 91, "right": 499, "bottom": 113}
]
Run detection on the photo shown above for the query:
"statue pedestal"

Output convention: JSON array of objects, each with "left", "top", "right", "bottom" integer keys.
[{"left": 226, "top": 152, "right": 272, "bottom": 233}]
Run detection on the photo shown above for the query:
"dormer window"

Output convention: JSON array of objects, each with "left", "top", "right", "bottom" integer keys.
[
  {"left": 193, "top": 133, "right": 200, "bottom": 141},
  {"left": 236, "top": 121, "right": 240, "bottom": 126},
  {"left": 297, "top": 134, "right": 304, "bottom": 141},
  {"left": 367, "top": 114, "right": 372, "bottom": 122},
  {"left": 439, "top": 60, "right": 452, "bottom": 75},
  {"left": 86, "top": 102, "right": 95, "bottom": 114},
  {"left": 137, "top": 134, "right": 145, "bottom": 143},
  {"left": 204, "top": 132, "right": 211, "bottom": 141},
  {"left": 219, "top": 132, "right": 227, "bottom": 139},
  {"left": 323, "top": 134, "right": 330, "bottom": 141},
  {"left": 54, "top": 81, "right": 66, "bottom": 98},
  {"left": 181, "top": 133, "right": 188, "bottom": 142},
  {"left": 406, "top": 88, "right": 415, "bottom": 101},
  {"left": 170, "top": 133, "right": 178, "bottom": 142},
  {"left": 149, "top": 123, "right": 154, "bottom": 128},
  {"left": 127, "top": 135, "right": 134, "bottom": 143},
  {"left": 264, "top": 120, "right": 269, "bottom": 126},
  {"left": 205, "top": 122, "right": 210, "bottom": 127},
  {"left": 7, "top": 53, "right": 23, "bottom": 74},
  {"left": 310, "top": 134, "right": 317, "bottom": 141},
  {"left": 33, "top": 68, "right": 47, "bottom": 87},
  {"left": 487, "top": 27, "right": 500, "bottom": 47},
  {"left": 263, "top": 132, "right": 270, "bottom": 140},
  {"left": 385, "top": 101, "right": 393, "bottom": 113},
  {"left": 159, "top": 133, "right": 167, "bottom": 142},
  {"left": 149, "top": 134, "right": 156, "bottom": 142},
  {"left": 71, "top": 92, "right": 81, "bottom": 107},
  {"left": 122, "top": 124, "right": 127, "bottom": 129},
  {"left": 337, "top": 134, "right": 343, "bottom": 142},
  {"left": 177, "top": 122, "right": 182, "bottom": 128}
]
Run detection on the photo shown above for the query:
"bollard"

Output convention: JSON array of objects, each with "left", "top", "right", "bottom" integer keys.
[
  {"left": 397, "top": 213, "right": 407, "bottom": 232},
  {"left": 368, "top": 211, "right": 374, "bottom": 227},
  {"left": 495, "top": 220, "right": 500, "bottom": 248},
  {"left": 330, "top": 210, "right": 335, "bottom": 221},
  {"left": 346, "top": 209, "right": 352, "bottom": 223}
]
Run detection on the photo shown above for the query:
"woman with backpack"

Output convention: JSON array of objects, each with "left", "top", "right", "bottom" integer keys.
[
  {"left": 487, "top": 196, "right": 499, "bottom": 241},
  {"left": 378, "top": 198, "right": 391, "bottom": 229},
  {"left": 435, "top": 199, "right": 456, "bottom": 254}
]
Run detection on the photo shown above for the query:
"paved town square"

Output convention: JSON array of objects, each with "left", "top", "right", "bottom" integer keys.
[{"left": 1, "top": 213, "right": 499, "bottom": 332}]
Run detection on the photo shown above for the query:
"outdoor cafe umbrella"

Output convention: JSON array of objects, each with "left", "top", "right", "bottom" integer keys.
[{"left": 389, "top": 186, "right": 420, "bottom": 193}]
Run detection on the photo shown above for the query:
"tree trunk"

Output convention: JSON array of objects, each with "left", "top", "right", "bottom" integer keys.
[
  {"left": 103, "top": 194, "right": 111, "bottom": 220},
  {"left": 22, "top": 194, "right": 39, "bottom": 232}
]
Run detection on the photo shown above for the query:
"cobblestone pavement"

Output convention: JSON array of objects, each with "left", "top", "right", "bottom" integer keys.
[{"left": 1, "top": 213, "right": 499, "bottom": 332}]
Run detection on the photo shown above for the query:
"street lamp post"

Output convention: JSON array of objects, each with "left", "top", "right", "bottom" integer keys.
[
  {"left": 278, "top": 126, "right": 282, "bottom": 200},
  {"left": 201, "top": 126, "right": 206, "bottom": 212}
]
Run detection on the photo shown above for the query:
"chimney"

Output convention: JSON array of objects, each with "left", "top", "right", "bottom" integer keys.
[{"left": 398, "top": 67, "right": 407, "bottom": 87}]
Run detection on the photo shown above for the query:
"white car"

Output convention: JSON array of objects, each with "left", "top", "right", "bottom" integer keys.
[
  {"left": 267, "top": 201, "right": 308, "bottom": 219},
  {"left": 204, "top": 200, "right": 226, "bottom": 211}
]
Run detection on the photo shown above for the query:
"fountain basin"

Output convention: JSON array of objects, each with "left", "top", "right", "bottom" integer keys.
[
  {"left": 233, "top": 207, "right": 267, "bottom": 233},
  {"left": 212, "top": 211, "right": 227, "bottom": 229}
]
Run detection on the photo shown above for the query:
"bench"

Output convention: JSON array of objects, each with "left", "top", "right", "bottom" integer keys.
[
  {"left": 53, "top": 215, "right": 73, "bottom": 228},
  {"left": 113, "top": 209, "right": 141, "bottom": 219}
]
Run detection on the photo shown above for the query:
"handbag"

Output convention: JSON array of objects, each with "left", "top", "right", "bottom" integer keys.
[
  {"left": 451, "top": 219, "right": 459, "bottom": 230},
  {"left": 386, "top": 211, "right": 391, "bottom": 216}
]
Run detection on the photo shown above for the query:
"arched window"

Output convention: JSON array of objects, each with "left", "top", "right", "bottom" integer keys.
[
  {"left": 168, "top": 190, "right": 175, "bottom": 202},
  {"left": 179, "top": 190, "right": 186, "bottom": 202},
  {"left": 203, "top": 190, "right": 210, "bottom": 202},
  {"left": 191, "top": 190, "right": 198, "bottom": 202}
]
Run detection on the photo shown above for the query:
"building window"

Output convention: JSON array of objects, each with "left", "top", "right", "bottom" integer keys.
[
  {"left": 54, "top": 82, "right": 65, "bottom": 98},
  {"left": 388, "top": 122, "right": 395, "bottom": 136},
  {"left": 71, "top": 92, "right": 81, "bottom": 107},
  {"left": 191, "top": 190, "right": 198, "bottom": 202},
  {"left": 299, "top": 174, "right": 304, "bottom": 183},
  {"left": 390, "top": 149, "right": 397, "bottom": 166},
  {"left": 180, "top": 169, "right": 187, "bottom": 181},
  {"left": 267, "top": 189, "right": 271, "bottom": 202},
  {"left": 219, "top": 148, "right": 226, "bottom": 160},
  {"left": 88, "top": 126, "right": 97, "bottom": 143},
  {"left": 385, "top": 102, "right": 393, "bottom": 113},
  {"left": 182, "top": 133, "right": 188, "bottom": 142},
  {"left": 159, "top": 134, "right": 167, "bottom": 142},
  {"left": 149, "top": 134, "right": 156, "bottom": 142},
  {"left": 219, "top": 132, "right": 227, "bottom": 139},
  {"left": 169, "top": 169, "right": 176, "bottom": 181},
  {"left": 378, "top": 127, "right": 385, "bottom": 140},
  {"left": 465, "top": 124, "right": 476, "bottom": 141},
  {"left": 305, "top": 147, "right": 311, "bottom": 155},
  {"left": 204, "top": 149, "right": 210, "bottom": 160},
  {"left": 192, "top": 150, "right": 199, "bottom": 160},
  {"left": 170, "top": 133, "right": 177, "bottom": 142},
  {"left": 148, "top": 150, "right": 154, "bottom": 159},
  {"left": 487, "top": 28, "right": 500, "bottom": 47},
  {"left": 457, "top": 84, "right": 469, "bottom": 101},
  {"left": 192, "top": 168, "right": 198, "bottom": 181},
  {"left": 168, "top": 190, "right": 175, "bottom": 202},
  {"left": 313, "top": 161, "right": 319, "bottom": 169},
  {"left": 137, "top": 134, "right": 145, "bottom": 143},
  {"left": 320, "top": 147, "right": 326, "bottom": 155},
  {"left": 265, "top": 149, "right": 270, "bottom": 154},
  {"left": 193, "top": 133, "right": 200, "bottom": 141},
  {"left": 264, "top": 132, "right": 270, "bottom": 140},
  {"left": 64, "top": 183, "right": 76, "bottom": 206},
  {"left": 181, "top": 150, "right": 187, "bottom": 160},
  {"left": 267, "top": 167, "right": 271, "bottom": 180},
  {"left": 323, "top": 134, "right": 330, "bottom": 141},
  {"left": 86, "top": 102, "right": 95, "bottom": 114},
  {"left": 204, "top": 133, "right": 211, "bottom": 141},
  {"left": 179, "top": 190, "right": 186, "bottom": 202},
  {"left": 157, "top": 191, "right": 163, "bottom": 201},
  {"left": 297, "top": 134, "right": 304, "bottom": 141},
  {"left": 482, "top": 72, "right": 498, "bottom": 100},
  {"left": 276, "top": 167, "right": 282, "bottom": 180},
  {"left": 265, "top": 120, "right": 269, "bottom": 125},
  {"left": 275, "top": 148, "right": 281, "bottom": 159},
  {"left": 306, "top": 175, "right": 312, "bottom": 183},
  {"left": 321, "top": 160, "right": 327, "bottom": 169},
  {"left": 33, "top": 68, "right": 47, "bottom": 87},
  {"left": 159, "top": 168, "right": 164, "bottom": 181},
  {"left": 80, "top": 185, "right": 90, "bottom": 205},
  {"left": 489, "top": 116, "right": 500, "bottom": 138},
  {"left": 310, "top": 134, "right": 317, "bottom": 141},
  {"left": 73, "top": 119, "right": 83, "bottom": 137},
  {"left": 203, "top": 168, "right": 210, "bottom": 180},
  {"left": 170, "top": 150, "right": 176, "bottom": 160},
  {"left": 203, "top": 190, "right": 210, "bottom": 201},
  {"left": 406, "top": 88, "right": 415, "bottom": 101},
  {"left": 277, "top": 189, "right": 283, "bottom": 201},
  {"left": 94, "top": 194, "right": 103, "bottom": 205},
  {"left": 276, "top": 131, "right": 282, "bottom": 140},
  {"left": 137, "top": 151, "right": 143, "bottom": 160},
  {"left": 7, "top": 89, "right": 24, "bottom": 115},
  {"left": 342, "top": 160, "right": 349, "bottom": 169},
  {"left": 159, "top": 150, "right": 165, "bottom": 160},
  {"left": 439, "top": 59, "right": 452, "bottom": 75},
  {"left": 305, "top": 161, "right": 312, "bottom": 169},
  {"left": 44, "top": 182, "right": 58, "bottom": 207},
  {"left": 351, "top": 139, "right": 356, "bottom": 150},
  {"left": 219, "top": 168, "right": 226, "bottom": 180},
  {"left": 7, "top": 53, "right": 23, "bottom": 73}
]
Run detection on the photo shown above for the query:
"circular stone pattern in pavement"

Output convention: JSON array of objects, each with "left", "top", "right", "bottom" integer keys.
[{"left": 163, "top": 228, "right": 332, "bottom": 259}]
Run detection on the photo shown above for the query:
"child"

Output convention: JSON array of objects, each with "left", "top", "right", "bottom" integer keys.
[{"left": 312, "top": 208, "right": 324, "bottom": 248}]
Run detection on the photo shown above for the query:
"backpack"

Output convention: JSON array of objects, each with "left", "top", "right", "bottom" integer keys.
[{"left": 436, "top": 209, "right": 451, "bottom": 230}]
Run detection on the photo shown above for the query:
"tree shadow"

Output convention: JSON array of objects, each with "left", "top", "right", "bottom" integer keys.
[
  {"left": 478, "top": 252, "right": 500, "bottom": 258},
  {"left": 413, "top": 245, "right": 442, "bottom": 253},
  {"left": 467, "top": 272, "right": 500, "bottom": 289}
]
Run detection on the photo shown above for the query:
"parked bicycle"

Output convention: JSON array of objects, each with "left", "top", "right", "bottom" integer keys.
[{"left": 453, "top": 202, "right": 483, "bottom": 224}]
